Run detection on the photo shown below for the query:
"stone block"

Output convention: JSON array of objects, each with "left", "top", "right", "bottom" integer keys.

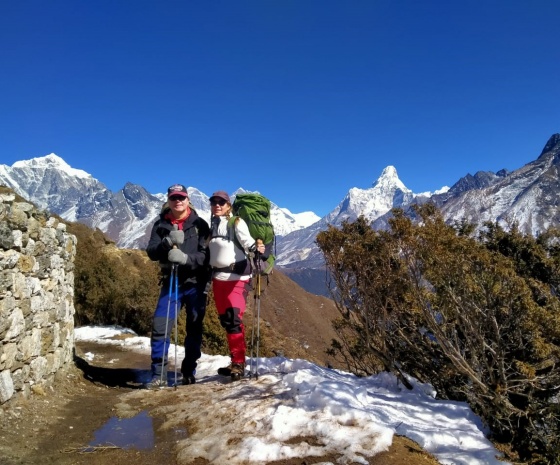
[
  {"left": 27, "top": 217, "right": 41, "bottom": 240},
  {"left": 12, "top": 272, "right": 29, "bottom": 299},
  {"left": 12, "top": 230, "right": 23, "bottom": 249},
  {"left": 0, "top": 370, "right": 14, "bottom": 404},
  {"left": 0, "top": 250, "right": 20, "bottom": 269},
  {"left": 0, "top": 222, "right": 14, "bottom": 249},
  {"left": 30, "top": 357, "right": 48, "bottom": 382},
  {"left": 0, "top": 342, "right": 17, "bottom": 370},
  {"left": 45, "top": 217, "right": 59, "bottom": 228},
  {"left": 32, "top": 311, "right": 50, "bottom": 328},
  {"left": 7, "top": 207, "right": 28, "bottom": 231},
  {"left": 5, "top": 308, "right": 25, "bottom": 340},
  {"left": 39, "top": 228, "right": 58, "bottom": 248},
  {"left": 11, "top": 365, "right": 29, "bottom": 390},
  {"left": 41, "top": 330, "right": 54, "bottom": 355}
]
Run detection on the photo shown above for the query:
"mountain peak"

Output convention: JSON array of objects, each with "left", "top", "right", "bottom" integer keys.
[
  {"left": 381, "top": 165, "right": 398, "bottom": 178},
  {"left": 540, "top": 133, "right": 560, "bottom": 156},
  {"left": 12, "top": 153, "right": 92, "bottom": 179},
  {"left": 373, "top": 165, "right": 409, "bottom": 192}
]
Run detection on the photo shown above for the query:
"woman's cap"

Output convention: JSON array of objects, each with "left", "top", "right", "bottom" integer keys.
[{"left": 209, "top": 190, "right": 231, "bottom": 203}]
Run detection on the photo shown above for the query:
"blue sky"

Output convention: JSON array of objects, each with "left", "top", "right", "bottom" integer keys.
[{"left": 1, "top": 1, "right": 559, "bottom": 217}]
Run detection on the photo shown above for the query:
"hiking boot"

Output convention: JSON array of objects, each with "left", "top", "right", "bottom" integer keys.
[
  {"left": 145, "top": 376, "right": 167, "bottom": 389},
  {"left": 181, "top": 375, "right": 196, "bottom": 385},
  {"left": 230, "top": 363, "right": 245, "bottom": 381},
  {"left": 217, "top": 364, "right": 232, "bottom": 376}
]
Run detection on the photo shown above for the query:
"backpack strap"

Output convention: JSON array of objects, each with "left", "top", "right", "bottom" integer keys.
[
  {"left": 227, "top": 216, "right": 246, "bottom": 253},
  {"left": 210, "top": 216, "right": 233, "bottom": 240},
  {"left": 209, "top": 215, "right": 246, "bottom": 252}
]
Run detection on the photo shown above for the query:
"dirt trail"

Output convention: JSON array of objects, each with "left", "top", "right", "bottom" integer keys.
[{"left": 0, "top": 341, "right": 440, "bottom": 465}]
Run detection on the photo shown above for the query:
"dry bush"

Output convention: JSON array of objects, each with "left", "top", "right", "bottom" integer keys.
[
  {"left": 68, "top": 222, "right": 160, "bottom": 334},
  {"left": 317, "top": 205, "right": 560, "bottom": 464}
]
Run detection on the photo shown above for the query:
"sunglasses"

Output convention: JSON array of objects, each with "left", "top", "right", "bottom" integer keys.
[
  {"left": 210, "top": 199, "right": 227, "bottom": 206},
  {"left": 169, "top": 195, "right": 186, "bottom": 202}
]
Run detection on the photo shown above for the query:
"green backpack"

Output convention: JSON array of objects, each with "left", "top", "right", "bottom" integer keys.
[{"left": 230, "top": 193, "right": 275, "bottom": 275}]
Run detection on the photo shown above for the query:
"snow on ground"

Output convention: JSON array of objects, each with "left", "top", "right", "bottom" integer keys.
[{"left": 75, "top": 325, "right": 509, "bottom": 465}]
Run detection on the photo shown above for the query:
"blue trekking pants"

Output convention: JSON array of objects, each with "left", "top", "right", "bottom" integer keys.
[{"left": 150, "top": 282, "right": 207, "bottom": 378}]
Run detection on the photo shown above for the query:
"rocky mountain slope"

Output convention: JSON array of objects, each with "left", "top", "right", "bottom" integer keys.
[
  {"left": 436, "top": 133, "right": 560, "bottom": 235},
  {"left": 284, "top": 133, "right": 560, "bottom": 293},
  {"left": 0, "top": 154, "right": 319, "bottom": 249},
  {"left": 2, "top": 133, "right": 559, "bottom": 296}
]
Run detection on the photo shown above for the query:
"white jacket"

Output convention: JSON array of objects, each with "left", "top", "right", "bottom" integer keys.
[{"left": 209, "top": 216, "right": 255, "bottom": 281}]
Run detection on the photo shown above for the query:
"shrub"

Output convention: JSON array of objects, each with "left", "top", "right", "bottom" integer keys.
[
  {"left": 316, "top": 205, "right": 560, "bottom": 464},
  {"left": 69, "top": 223, "right": 160, "bottom": 335}
]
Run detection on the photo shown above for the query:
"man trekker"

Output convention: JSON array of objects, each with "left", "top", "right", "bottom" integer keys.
[{"left": 145, "top": 183, "right": 210, "bottom": 388}]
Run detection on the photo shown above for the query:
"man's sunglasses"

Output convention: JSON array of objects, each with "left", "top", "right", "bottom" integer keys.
[
  {"left": 210, "top": 199, "right": 227, "bottom": 206},
  {"left": 169, "top": 195, "right": 186, "bottom": 202}
]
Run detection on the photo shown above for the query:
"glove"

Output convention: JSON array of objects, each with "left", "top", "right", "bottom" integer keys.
[
  {"left": 162, "top": 236, "right": 174, "bottom": 250},
  {"left": 168, "top": 229, "right": 184, "bottom": 246},
  {"left": 168, "top": 248, "right": 187, "bottom": 265}
]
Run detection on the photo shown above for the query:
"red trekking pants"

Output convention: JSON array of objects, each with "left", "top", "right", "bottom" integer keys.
[{"left": 212, "top": 279, "right": 251, "bottom": 364}]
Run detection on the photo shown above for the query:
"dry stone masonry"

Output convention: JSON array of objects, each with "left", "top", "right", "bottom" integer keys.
[{"left": 0, "top": 190, "right": 76, "bottom": 403}]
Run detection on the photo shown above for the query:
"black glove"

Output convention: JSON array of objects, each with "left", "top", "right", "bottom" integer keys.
[
  {"left": 168, "top": 249, "right": 187, "bottom": 265},
  {"left": 162, "top": 236, "right": 174, "bottom": 250}
]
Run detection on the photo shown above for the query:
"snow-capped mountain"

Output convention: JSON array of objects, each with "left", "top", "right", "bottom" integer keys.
[
  {"left": 278, "top": 133, "right": 560, "bottom": 294},
  {"left": 0, "top": 154, "right": 319, "bottom": 249},
  {"left": 2, "top": 133, "right": 560, "bottom": 296},
  {"left": 275, "top": 164, "right": 436, "bottom": 269},
  {"left": 371, "top": 134, "right": 560, "bottom": 237},
  {"left": 436, "top": 133, "right": 560, "bottom": 235}
]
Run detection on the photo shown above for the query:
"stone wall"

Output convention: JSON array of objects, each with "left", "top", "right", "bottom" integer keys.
[{"left": 0, "top": 191, "right": 76, "bottom": 403}]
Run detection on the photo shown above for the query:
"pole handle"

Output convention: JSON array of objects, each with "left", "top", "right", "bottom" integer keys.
[{"left": 172, "top": 223, "right": 178, "bottom": 248}]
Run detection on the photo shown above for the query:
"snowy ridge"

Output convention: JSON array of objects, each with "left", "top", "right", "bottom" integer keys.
[
  {"left": 437, "top": 141, "right": 560, "bottom": 237},
  {"left": 279, "top": 134, "right": 560, "bottom": 280},
  {"left": 12, "top": 153, "right": 92, "bottom": 180},
  {"left": 2, "top": 134, "right": 560, "bottom": 291},
  {"left": 325, "top": 165, "right": 414, "bottom": 225},
  {"left": 275, "top": 165, "right": 419, "bottom": 268},
  {"left": 0, "top": 154, "right": 320, "bottom": 249}
]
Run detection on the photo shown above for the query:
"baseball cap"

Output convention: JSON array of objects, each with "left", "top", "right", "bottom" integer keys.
[
  {"left": 167, "top": 184, "right": 188, "bottom": 198},
  {"left": 209, "top": 190, "right": 231, "bottom": 203}
]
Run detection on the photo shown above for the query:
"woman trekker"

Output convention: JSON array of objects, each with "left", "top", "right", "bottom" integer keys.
[
  {"left": 208, "top": 190, "right": 265, "bottom": 381},
  {"left": 145, "top": 184, "right": 210, "bottom": 389}
]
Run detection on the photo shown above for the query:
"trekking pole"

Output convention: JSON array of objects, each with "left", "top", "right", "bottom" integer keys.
[
  {"left": 254, "top": 240, "right": 263, "bottom": 380},
  {"left": 249, "top": 280, "right": 256, "bottom": 377},
  {"left": 161, "top": 264, "right": 175, "bottom": 387},
  {"left": 173, "top": 263, "right": 179, "bottom": 389},
  {"left": 254, "top": 274, "right": 261, "bottom": 380}
]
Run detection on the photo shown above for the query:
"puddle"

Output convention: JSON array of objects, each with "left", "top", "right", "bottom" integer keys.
[
  {"left": 83, "top": 411, "right": 187, "bottom": 452},
  {"left": 88, "top": 410, "right": 186, "bottom": 450}
]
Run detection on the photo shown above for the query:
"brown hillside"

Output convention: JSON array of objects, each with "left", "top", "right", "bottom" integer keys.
[{"left": 244, "top": 270, "right": 341, "bottom": 368}]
